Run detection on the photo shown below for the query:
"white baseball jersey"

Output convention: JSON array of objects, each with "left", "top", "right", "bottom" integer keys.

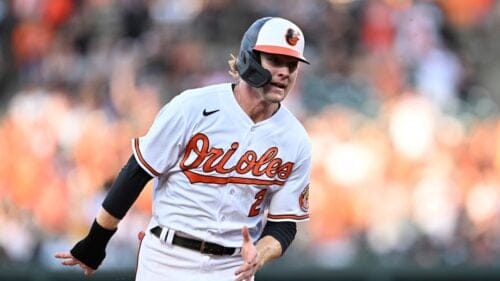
[{"left": 132, "top": 83, "right": 311, "bottom": 247}]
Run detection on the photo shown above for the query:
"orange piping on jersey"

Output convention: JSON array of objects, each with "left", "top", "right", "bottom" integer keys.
[
  {"left": 183, "top": 170, "right": 285, "bottom": 186},
  {"left": 134, "top": 138, "right": 161, "bottom": 177},
  {"left": 267, "top": 213, "right": 309, "bottom": 220}
]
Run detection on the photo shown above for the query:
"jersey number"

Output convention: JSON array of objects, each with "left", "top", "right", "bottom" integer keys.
[{"left": 248, "top": 189, "right": 268, "bottom": 217}]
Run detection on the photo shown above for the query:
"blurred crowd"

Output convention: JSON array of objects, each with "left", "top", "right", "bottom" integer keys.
[{"left": 1, "top": 0, "right": 500, "bottom": 271}]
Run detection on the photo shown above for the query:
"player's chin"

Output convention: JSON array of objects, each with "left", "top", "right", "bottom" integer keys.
[
  {"left": 264, "top": 88, "right": 287, "bottom": 102},
  {"left": 265, "top": 93, "right": 285, "bottom": 103}
]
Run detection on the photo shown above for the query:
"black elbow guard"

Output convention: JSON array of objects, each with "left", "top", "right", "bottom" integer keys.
[
  {"left": 260, "top": 221, "right": 297, "bottom": 254},
  {"left": 102, "top": 155, "right": 153, "bottom": 219}
]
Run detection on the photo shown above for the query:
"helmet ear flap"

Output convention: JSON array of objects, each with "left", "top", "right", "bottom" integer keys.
[{"left": 236, "top": 50, "right": 271, "bottom": 88}]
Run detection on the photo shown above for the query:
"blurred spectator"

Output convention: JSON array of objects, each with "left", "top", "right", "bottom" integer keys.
[
  {"left": 0, "top": 0, "right": 16, "bottom": 104},
  {"left": 393, "top": 1, "right": 465, "bottom": 110}
]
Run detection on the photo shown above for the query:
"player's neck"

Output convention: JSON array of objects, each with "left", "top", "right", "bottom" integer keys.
[{"left": 233, "top": 83, "right": 280, "bottom": 123}]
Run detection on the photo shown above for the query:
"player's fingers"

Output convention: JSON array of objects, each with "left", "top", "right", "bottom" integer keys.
[
  {"left": 241, "top": 226, "right": 251, "bottom": 243},
  {"left": 234, "top": 270, "right": 253, "bottom": 281},
  {"left": 54, "top": 252, "right": 79, "bottom": 266},
  {"left": 234, "top": 272, "right": 246, "bottom": 281},
  {"left": 79, "top": 263, "right": 95, "bottom": 276},
  {"left": 235, "top": 260, "right": 256, "bottom": 276},
  {"left": 83, "top": 267, "right": 94, "bottom": 276},
  {"left": 61, "top": 259, "right": 79, "bottom": 266},
  {"left": 56, "top": 253, "right": 94, "bottom": 276},
  {"left": 234, "top": 263, "right": 249, "bottom": 276},
  {"left": 54, "top": 252, "right": 73, "bottom": 259}
]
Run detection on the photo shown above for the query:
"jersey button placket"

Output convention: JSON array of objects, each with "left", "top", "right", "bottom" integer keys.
[{"left": 227, "top": 129, "right": 250, "bottom": 198}]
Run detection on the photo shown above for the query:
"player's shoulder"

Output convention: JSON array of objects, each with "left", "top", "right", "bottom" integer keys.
[
  {"left": 277, "top": 106, "right": 312, "bottom": 150},
  {"left": 280, "top": 107, "right": 309, "bottom": 136}
]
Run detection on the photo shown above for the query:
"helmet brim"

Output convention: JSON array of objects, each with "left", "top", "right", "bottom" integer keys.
[{"left": 254, "top": 45, "right": 310, "bottom": 64}]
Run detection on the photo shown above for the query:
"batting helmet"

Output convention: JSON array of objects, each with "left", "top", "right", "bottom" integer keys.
[{"left": 236, "top": 17, "right": 309, "bottom": 88}]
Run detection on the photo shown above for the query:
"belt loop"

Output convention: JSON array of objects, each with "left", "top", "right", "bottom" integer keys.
[
  {"left": 159, "top": 227, "right": 169, "bottom": 243},
  {"left": 231, "top": 247, "right": 242, "bottom": 256},
  {"left": 200, "top": 241, "right": 206, "bottom": 253},
  {"left": 166, "top": 228, "right": 175, "bottom": 244}
]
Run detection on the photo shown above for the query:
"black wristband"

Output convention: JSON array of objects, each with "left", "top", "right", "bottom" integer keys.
[{"left": 70, "top": 220, "right": 117, "bottom": 270}]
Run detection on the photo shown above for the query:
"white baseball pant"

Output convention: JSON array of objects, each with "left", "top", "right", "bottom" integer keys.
[{"left": 135, "top": 224, "right": 253, "bottom": 281}]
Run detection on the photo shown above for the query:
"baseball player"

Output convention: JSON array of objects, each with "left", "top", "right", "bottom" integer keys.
[{"left": 55, "top": 16, "right": 311, "bottom": 281}]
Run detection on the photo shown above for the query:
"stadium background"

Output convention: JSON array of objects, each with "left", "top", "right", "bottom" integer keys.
[{"left": 1, "top": 0, "right": 500, "bottom": 280}]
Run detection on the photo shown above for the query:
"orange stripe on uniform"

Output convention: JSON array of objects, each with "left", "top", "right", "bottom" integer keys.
[
  {"left": 183, "top": 170, "right": 285, "bottom": 186},
  {"left": 134, "top": 138, "right": 161, "bottom": 177},
  {"left": 267, "top": 213, "right": 309, "bottom": 220}
]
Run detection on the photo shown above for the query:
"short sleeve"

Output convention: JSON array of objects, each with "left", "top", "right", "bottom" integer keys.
[
  {"left": 132, "top": 95, "right": 187, "bottom": 177},
  {"left": 267, "top": 146, "right": 311, "bottom": 222}
]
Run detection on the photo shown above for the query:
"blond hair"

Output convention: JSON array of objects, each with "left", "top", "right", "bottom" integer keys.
[{"left": 228, "top": 54, "right": 240, "bottom": 80}]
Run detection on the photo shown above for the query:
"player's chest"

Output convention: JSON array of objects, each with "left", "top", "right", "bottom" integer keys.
[
  {"left": 189, "top": 116, "right": 291, "bottom": 154},
  {"left": 179, "top": 127, "right": 295, "bottom": 182}
]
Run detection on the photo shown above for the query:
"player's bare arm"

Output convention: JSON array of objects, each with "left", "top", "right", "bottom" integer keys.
[{"left": 255, "top": 235, "right": 283, "bottom": 269}]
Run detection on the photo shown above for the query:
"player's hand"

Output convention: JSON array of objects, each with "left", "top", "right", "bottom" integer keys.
[
  {"left": 54, "top": 252, "right": 95, "bottom": 276},
  {"left": 234, "top": 226, "right": 259, "bottom": 281}
]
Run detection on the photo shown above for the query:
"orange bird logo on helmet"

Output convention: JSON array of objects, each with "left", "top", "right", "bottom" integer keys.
[{"left": 285, "top": 28, "right": 300, "bottom": 46}]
